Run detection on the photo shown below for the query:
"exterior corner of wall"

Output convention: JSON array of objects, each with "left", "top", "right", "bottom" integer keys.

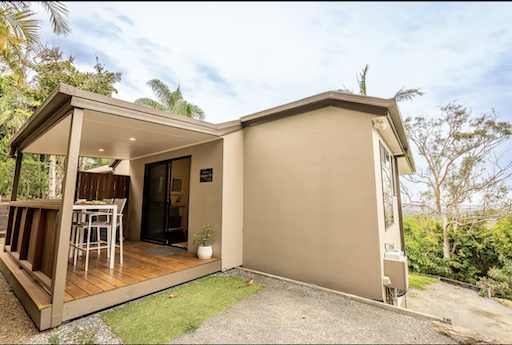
[{"left": 220, "top": 131, "right": 244, "bottom": 270}]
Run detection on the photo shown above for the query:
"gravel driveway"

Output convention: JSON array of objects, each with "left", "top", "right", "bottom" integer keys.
[
  {"left": 0, "top": 238, "right": 40, "bottom": 344},
  {"left": 407, "top": 280, "right": 512, "bottom": 344},
  {"left": 25, "top": 269, "right": 454, "bottom": 344}
]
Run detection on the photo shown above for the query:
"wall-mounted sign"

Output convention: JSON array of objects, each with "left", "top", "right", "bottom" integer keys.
[{"left": 200, "top": 168, "right": 213, "bottom": 182}]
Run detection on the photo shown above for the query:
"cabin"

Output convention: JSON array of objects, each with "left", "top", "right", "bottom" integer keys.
[{"left": 0, "top": 84, "right": 415, "bottom": 330}]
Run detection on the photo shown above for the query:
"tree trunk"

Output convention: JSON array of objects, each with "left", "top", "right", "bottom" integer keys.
[
  {"left": 48, "top": 155, "right": 56, "bottom": 199},
  {"left": 79, "top": 157, "right": 86, "bottom": 171},
  {"left": 56, "top": 156, "right": 65, "bottom": 197},
  {"left": 441, "top": 215, "right": 451, "bottom": 259}
]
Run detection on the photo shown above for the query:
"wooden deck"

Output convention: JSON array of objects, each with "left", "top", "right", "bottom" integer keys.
[
  {"left": 1, "top": 239, "right": 221, "bottom": 329},
  {"left": 65, "top": 240, "right": 219, "bottom": 301}
]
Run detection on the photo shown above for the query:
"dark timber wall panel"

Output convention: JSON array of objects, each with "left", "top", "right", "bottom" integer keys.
[{"left": 75, "top": 172, "right": 130, "bottom": 201}]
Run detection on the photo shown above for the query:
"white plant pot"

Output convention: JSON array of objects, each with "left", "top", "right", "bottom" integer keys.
[{"left": 197, "top": 244, "right": 213, "bottom": 259}]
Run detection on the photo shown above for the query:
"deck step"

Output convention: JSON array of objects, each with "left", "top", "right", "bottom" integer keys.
[{"left": 0, "top": 251, "right": 52, "bottom": 309}]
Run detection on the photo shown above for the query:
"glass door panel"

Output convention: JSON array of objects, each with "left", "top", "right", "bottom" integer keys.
[{"left": 141, "top": 162, "right": 168, "bottom": 243}]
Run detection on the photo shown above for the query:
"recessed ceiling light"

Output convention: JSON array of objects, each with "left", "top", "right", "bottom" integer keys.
[
  {"left": 99, "top": 148, "right": 104, "bottom": 152},
  {"left": 129, "top": 137, "right": 136, "bottom": 141}
]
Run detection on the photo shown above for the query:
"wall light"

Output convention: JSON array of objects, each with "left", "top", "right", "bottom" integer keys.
[
  {"left": 99, "top": 148, "right": 104, "bottom": 152},
  {"left": 129, "top": 137, "right": 136, "bottom": 141}
]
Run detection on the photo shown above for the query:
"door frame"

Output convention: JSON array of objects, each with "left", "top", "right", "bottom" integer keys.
[{"left": 140, "top": 155, "right": 192, "bottom": 245}]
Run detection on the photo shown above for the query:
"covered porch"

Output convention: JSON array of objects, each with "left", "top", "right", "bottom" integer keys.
[{"left": 1, "top": 84, "right": 242, "bottom": 330}]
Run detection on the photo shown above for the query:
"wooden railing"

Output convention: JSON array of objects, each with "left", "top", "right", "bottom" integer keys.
[{"left": 4, "top": 200, "right": 62, "bottom": 293}]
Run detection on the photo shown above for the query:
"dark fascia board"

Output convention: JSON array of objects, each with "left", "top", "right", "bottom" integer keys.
[{"left": 242, "top": 98, "right": 388, "bottom": 128}]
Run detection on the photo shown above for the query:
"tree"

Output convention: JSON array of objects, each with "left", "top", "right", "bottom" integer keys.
[
  {"left": 135, "top": 79, "right": 205, "bottom": 120},
  {"left": 0, "top": 2, "right": 70, "bottom": 84},
  {"left": 31, "top": 47, "right": 121, "bottom": 100},
  {"left": 403, "top": 102, "right": 512, "bottom": 258},
  {"left": 0, "top": 46, "right": 122, "bottom": 199},
  {"left": 337, "top": 64, "right": 424, "bottom": 102},
  {"left": 0, "top": 2, "right": 70, "bottom": 55},
  {"left": 0, "top": 62, "right": 39, "bottom": 135},
  {"left": 29, "top": 46, "right": 122, "bottom": 198}
]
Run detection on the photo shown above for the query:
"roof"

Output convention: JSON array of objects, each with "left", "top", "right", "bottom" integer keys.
[{"left": 8, "top": 84, "right": 415, "bottom": 172}]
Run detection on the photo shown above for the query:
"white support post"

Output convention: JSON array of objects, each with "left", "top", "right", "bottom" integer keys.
[{"left": 50, "top": 108, "right": 83, "bottom": 327}]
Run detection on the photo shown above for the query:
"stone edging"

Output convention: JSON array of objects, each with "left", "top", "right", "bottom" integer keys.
[{"left": 238, "top": 267, "right": 452, "bottom": 325}]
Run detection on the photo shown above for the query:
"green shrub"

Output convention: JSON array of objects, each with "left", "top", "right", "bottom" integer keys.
[
  {"left": 404, "top": 217, "right": 451, "bottom": 276},
  {"left": 477, "top": 258, "right": 512, "bottom": 299},
  {"left": 404, "top": 215, "right": 512, "bottom": 291}
]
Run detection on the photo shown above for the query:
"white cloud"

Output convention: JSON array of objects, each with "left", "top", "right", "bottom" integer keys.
[
  {"left": 31, "top": 1, "right": 512, "bottom": 196},
  {"left": 32, "top": 2, "right": 512, "bottom": 124}
]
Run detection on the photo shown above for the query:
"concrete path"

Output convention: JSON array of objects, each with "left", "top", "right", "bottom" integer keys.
[
  {"left": 407, "top": 281, "right": 512, "bottom": 344},
  {"left": 169, "top": 270, "right": 454, "bottom": 344}
]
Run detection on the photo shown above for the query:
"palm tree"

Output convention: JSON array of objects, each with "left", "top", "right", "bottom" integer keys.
[
  {"left": 135, "top": 79, "right": 205, "bottom": 120},
  {"left": 0, "top": 2, "right": 70, "bottom": 84},
  {"left": 337, "top": 64, "right": 424, "bottom": 102}
]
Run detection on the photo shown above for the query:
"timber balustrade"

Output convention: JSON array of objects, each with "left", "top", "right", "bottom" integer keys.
[
  {"left": 4, "top": 200, "right": 62, "bottom": 294},
  {"left": 3, "top": 173, "right": 130, "bottom": 298}
]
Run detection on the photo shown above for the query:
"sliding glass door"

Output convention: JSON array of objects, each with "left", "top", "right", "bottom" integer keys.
[
  {"left": 141, "top": 156, "right": 191, "bottom": 245},
  {"left": 141, "top": 161, "right": 169, "bottom": 244}
]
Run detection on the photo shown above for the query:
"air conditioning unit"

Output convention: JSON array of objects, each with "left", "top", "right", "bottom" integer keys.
[{"left": 384, "top": 251, "right": 409, "bottom": 290}]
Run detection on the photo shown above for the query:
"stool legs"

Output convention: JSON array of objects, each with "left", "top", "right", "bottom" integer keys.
[
  {"left": 85, "top": 228, "right": 91, "bottom": 272},
  {"left": 119, "top": 219, "right": 124, "bottom": 264}
]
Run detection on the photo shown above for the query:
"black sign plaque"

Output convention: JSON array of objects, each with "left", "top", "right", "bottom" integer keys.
[{"left": 200, "top": 168, "right": 213, "bottom": 182}]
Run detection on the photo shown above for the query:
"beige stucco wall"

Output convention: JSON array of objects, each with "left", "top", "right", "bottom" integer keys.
[
  {"left": 220, "top": 131, "right": 244, "bottom": 271},
  {"left": 127, "top": 140, "right": 223, "bottom": 257},
  {"left": 242, "top": 106, "right": 385, "bottom": 300},
  {"left": 114, "top": 160, "right": 130, "bottom": 175}
]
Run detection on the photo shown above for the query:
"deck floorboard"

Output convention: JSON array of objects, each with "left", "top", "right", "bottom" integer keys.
[{"left": 66, "top": 240, "right": 219, "bottom": 301}]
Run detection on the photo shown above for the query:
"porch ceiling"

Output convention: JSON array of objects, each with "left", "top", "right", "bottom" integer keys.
[{"left": 23, "top": 110, "right": 218, "bottom": 160}]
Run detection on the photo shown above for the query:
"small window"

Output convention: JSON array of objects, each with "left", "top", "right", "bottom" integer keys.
[{"left": 380, "top": 143, "right": 394, "bottom": 228}]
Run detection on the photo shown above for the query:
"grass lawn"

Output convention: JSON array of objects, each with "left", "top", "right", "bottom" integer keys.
[
  {"left": 101, "top": 276, "right": 264, "bottom": 344},
  {"left": 409, "top": 273, "right": 438, "bottom": 290}
]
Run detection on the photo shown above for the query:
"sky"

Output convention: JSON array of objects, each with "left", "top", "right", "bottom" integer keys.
[{"left": 32, "top": 1, "right": 512, "bottom": 195}]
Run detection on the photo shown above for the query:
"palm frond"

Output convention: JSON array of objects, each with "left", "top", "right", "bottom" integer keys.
[
  {"left": 134, "top": 97, "right": 168, "bottom": 112},
  {"left": 0, "top": 23, "right": 24, "bottom": 57},
  {"left": 335, "top": 84, "right": 354, "bottom": 94},
  {"left": 394, "top": 87, "right": 424, "bottom": 102},
  {"left": 0, "top": 7, "right": 40, "bottom": 43},
  {"left": 146, "top": 79, "right": 174, "bottom": 107},
  {"left": 38, "top": 1, "right": 70, "bottom": 35},
  {"left": 168, "top": 85, "right": 183, "bottom": 109},
  {"left": 357, "top": 64, "right": 369, "bottom": 96},
  {"left": 141, "top": 79, "right": 206, "bottom": 120},
  {"left": 170, "top": 100, "right": 192, "bottom": 118}
]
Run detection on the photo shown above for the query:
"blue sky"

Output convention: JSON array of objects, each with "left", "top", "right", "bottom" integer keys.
[{"left": 33, "top": 1, "right": 512, "bottom": 191}]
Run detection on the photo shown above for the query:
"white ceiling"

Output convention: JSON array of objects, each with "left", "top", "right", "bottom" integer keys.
[{"left": 23, "top": 110, "right": 218, "bottom": 159}]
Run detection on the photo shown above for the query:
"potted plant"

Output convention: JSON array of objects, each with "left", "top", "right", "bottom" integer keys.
[{"left": 193, "top": 223, "right": 215, "bottom": 259}]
